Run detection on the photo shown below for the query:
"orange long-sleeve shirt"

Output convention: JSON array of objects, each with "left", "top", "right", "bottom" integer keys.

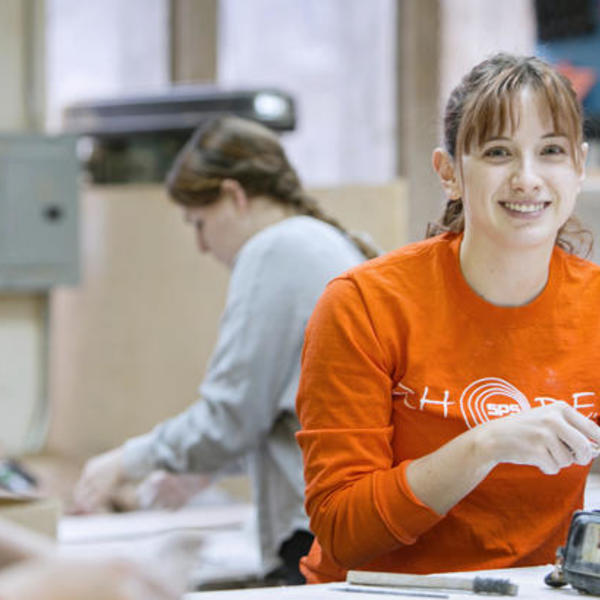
[{"left": 296, "top": 233, "right": 600, "bottom": 583}]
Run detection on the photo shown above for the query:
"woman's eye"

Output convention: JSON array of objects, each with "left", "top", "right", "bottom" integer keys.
[
  {"left": 542, "top": 144, "right": 566, "bottom": 156},
  {"left": 483, "top": 146, "right": 510, "bottom": 159}
]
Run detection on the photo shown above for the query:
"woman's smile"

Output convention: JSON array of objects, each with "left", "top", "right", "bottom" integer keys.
[{"left": 498, "top": 200, "right": 551, "bottom": 218}]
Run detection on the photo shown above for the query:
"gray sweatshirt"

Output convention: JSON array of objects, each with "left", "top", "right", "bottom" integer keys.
[{"left": 122, "top": 215, "right": 366, "bottom": 573}]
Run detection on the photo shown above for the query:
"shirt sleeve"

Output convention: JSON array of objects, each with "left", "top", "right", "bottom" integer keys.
[
  {"left": 296, "top": 276, "right": 443, "bottom": 569},
  {"left": 123, "top": 236, "right": 307, "bottom": 480}
]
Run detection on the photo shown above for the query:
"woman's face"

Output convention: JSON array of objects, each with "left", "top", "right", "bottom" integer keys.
[
  {"left": 183, "top": 194, "right": 243, "bottom": 267},
  {"left": 459, "top": 87, "right": 586, "bottom": 254}
]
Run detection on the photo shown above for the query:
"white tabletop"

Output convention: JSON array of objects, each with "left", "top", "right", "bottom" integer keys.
[
  {"left": 58, "top": 502, "right": 259, "bottom": 591},
  {"left": 183, "top": 466, "right": 600, "bottom": 598},
  {"left": 184, "top": 565, "right": 567, "bottom": 599}
]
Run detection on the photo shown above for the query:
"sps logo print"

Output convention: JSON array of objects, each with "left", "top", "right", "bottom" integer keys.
[{"left": 393, "top": 377, "right": 597, "bottom": 428}]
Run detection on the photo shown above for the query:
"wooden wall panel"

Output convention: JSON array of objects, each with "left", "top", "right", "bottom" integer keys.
[{"left": 46, "top": 181, "right": 407, "bottom": 460}]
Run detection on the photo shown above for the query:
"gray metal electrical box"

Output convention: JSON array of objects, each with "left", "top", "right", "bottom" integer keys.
[{"left": 0, "top": 134, "right": 79, "bottom": 289}]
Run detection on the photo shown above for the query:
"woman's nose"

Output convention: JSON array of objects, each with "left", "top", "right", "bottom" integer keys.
[{"left": 510, "top": 157, "right": 542, "bottom": 195}]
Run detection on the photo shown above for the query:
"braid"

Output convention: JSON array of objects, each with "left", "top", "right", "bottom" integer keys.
[
  {"left": 556, "top": 215, "right": 594, "bottom": 258},
  {"left": 425, "top": 199, "right": 464, "bottom": 238},
  {"left": 233, "top": 149, "right": 381, "bottom": 259}
]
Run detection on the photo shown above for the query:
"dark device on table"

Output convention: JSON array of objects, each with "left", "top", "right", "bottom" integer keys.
[
  {"left": 545, "top": 510, "right": 600, "bottom": 595},
  {"left": 0, "top": 459, "right": 37, "bottom": 494}
]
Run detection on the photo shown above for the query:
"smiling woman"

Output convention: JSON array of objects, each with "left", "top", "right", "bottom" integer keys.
[{"left": 295, "top": 53, "right": 600, "bottom": 583}]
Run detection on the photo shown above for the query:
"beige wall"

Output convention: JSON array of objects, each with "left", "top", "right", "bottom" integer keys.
[
  {"left": 396, "top": 0, "right": 536, "bottom": 240},
  {"left": 439, "top": 0, "right": 536, "bottom": 104},
  {"left": 47, "top": 181, "right": 407, "bottom": 460},
  {"left": 170, "top": 0, "right": 217, "bottom": 83},
  {"left": 0, "top": 1, "right": 37, "bottom": 130},
  {"left": 0, "top": 0, "right": 48, "bottom": 455},
  {"left": 0, "top": 295, "right": 47, "bottom": 454},
  {"left": 47, "top": 185, "right": 227, "bottom": 458}
]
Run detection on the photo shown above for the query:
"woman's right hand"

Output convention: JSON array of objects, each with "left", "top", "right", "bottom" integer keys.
[
  {"left": 72, "top": 446, "right": 126, "bottom": 513},
  {"left": 407, "top": 401, "right": 600, "bottom": 516},
  {"left": 477, "top": 401, "right": 600, "bottom": 475}
]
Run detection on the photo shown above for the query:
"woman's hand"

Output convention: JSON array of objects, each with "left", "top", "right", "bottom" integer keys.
[
  {"left": 72, "top": 446, "right": 126, "bottom": 513},
  {"left": 407, "top": 401, "right": 600, "bottom": 515},
  {"left": 477, "top": 401, "right": 600, "bottom": 474}
]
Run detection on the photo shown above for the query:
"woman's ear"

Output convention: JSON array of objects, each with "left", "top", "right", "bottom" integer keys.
[
  {"left": 432, "top": 148, "right": 461, "bottom": 199},
  {"left": 220, "top": 178, "right": 249, "bottom": 211}
]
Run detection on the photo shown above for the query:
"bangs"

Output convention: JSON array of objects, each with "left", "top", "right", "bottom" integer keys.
[{"left": 457, "top": 65, "right": 583, "bottom": 167}]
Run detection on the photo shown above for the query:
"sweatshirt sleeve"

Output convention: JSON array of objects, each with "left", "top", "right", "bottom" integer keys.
[
  {"left": 123, "top": 234, "right": 308, "bottom": 480},
  {"left": 296, "top": 276, "right": 443, "bottom": 569}
]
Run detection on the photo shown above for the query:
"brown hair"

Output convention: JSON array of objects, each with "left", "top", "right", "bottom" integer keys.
[
  {"left": 427, "top": 53, "right": 592, "bottom": 257},
  {"left": 166, "top": 115, "right": 380, "bottom": 259}
]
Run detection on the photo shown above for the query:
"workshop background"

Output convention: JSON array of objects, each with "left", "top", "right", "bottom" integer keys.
[{"left": 0, "top": 0, "right": 598, "bottom": 499}]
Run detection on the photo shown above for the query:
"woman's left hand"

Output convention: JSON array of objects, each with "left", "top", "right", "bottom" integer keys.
[{"left": 72, "top": 446, "right": 126, "bottom": 513}]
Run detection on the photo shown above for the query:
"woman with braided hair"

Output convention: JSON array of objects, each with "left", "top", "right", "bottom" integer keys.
[{"left": 73, "top": 115, "right": 378, "bottom": 584}]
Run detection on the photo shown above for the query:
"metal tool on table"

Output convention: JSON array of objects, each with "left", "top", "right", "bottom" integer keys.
[
  {"left": 341, "top": 570, "right": 518, "bottom": 597},
  {"left": 332, "top": 583, "right": 448, "bottom": 598},
  {"left": 545, "top": 510, "right": 600, "bottom": 595}
]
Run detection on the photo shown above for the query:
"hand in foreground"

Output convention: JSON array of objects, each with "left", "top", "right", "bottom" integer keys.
[
  {"left": 407, "top": 401, "right": 600, "bottom": 516},
  {"left": 136, "top": 470, "right": 212, "bottom": 510},
  {"left": 72, "top": 446, "right": 126, "bottom": 513},
  {"left": 479, "top": 401, "right": 600, "bottom": 474},
  {"left": 0, "top": 557, "right": 177, "bottom": 600}
]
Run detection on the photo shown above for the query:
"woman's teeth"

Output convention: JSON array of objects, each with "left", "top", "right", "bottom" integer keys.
[{"left": 503, "top": 202, "right": 545, "bottom": 213}]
